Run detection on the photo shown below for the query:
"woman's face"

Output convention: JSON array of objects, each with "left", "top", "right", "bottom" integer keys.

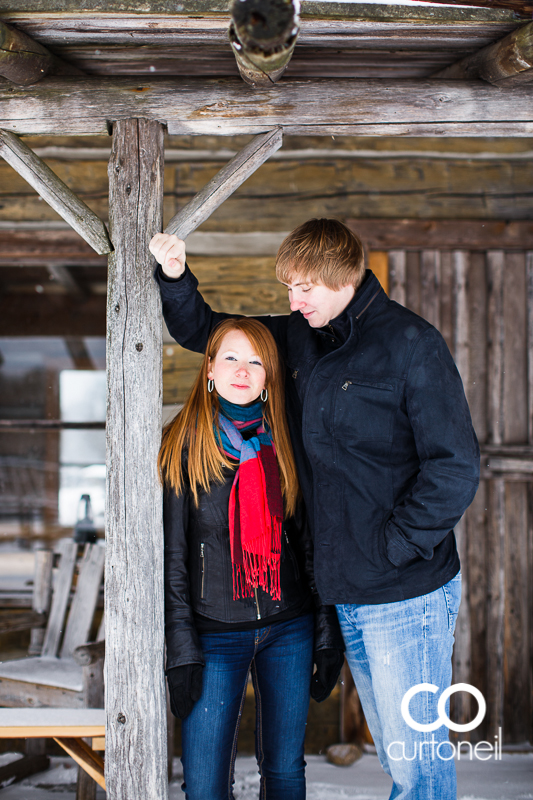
[{"left": 207, "top": 330, "right": 267, "bottom": 406}]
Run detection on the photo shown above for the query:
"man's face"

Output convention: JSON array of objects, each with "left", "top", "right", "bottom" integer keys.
[{"left": 282, "top": 276, "right": 355, "bottom": 328}]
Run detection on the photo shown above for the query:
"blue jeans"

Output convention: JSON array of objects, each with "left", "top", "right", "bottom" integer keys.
[
  {"left": 336, "top": 572, "right": 461, "bottom": 800},
  {"left": 180, "top": 613, "right": 314, "bottom": 800}
]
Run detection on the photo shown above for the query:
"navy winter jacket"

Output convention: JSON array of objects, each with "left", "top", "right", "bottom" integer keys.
[{"left": 156, "top": 265, "right": 480, "bottom": 605}]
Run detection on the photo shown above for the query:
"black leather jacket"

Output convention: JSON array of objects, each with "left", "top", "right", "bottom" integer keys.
[{"left": 164, "top": 462, "right": 344, "bottom": 671}]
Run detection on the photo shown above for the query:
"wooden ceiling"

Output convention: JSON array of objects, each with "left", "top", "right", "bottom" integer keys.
[{"left": 0, "top": 1, "right": 526, "bottom": 80}]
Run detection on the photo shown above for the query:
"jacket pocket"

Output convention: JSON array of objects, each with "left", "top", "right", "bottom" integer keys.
[{"left": 335, "top": 377, "right": 395, "bottom": 442}]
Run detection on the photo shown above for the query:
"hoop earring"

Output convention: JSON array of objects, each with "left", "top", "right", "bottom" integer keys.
[
  {"left": 207, "top": 379, "right": 214, "bottom": 393},
  {"left": 260, "top": 388, "right": 268, "bottom": 402}
]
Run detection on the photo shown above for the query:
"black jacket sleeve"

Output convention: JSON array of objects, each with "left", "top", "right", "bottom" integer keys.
[
  {"left": 155, "top": 263, "right": 290, "bottom": 358},
  {"left": 163, "top": 480, "right": 204, "bottom": 670},
  {"left": 385, "top": 327, "right": 480, "bottom": 567}
]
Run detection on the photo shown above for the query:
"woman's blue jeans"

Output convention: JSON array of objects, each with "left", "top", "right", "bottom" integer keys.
[
  {"left": 180, "top": 613, "right": 314, "bottom": 800},
  {"left": 336, "top": 572, "right": 462, "bottom": 800}
]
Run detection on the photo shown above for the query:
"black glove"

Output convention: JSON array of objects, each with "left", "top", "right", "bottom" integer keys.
[
  {"left": 166, "top": 664, "right": 203, "bottom": 720},
  {"left": 310, "top": 649, "right": 345, "bottom": 703}
]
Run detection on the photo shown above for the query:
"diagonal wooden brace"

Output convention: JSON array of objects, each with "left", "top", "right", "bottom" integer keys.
[
  {"left": 53, "top": 737, "right": 106, "bottom": 789},
  {"left": 0, "top": 128, "right": 112, "bottom": 255},
  {"left": 165, "top": 126, "right": 282, "bottom": 240}
]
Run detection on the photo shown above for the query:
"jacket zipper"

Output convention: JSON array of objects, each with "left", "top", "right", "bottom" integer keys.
[
  {"left": 254, "top": 587, "right": 262, "bottom": 620},
  {"left": 284, "top": 531, "right": 300, "bottom": 578},
  {"left": 200, "top": 543, "right": 205, "bottom": 599},
  {"left": 342, "top": 380, "right": 352, "bottom": 391}
]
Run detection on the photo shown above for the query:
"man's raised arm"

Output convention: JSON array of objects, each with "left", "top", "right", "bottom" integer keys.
[{"left": 150, "top": 233, "right": 240, "bottom": 354}]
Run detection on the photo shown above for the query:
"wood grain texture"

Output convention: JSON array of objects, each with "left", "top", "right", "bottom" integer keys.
[
  {"left": 41, "top": 539, "right": 77, "bottom": 658},
  {"left": 486, "top": 251, "right": 505, "bottom": 446},
  {"left": 387, "top": 250, "right": 406, "bottom": 307},
  {"left": 437, "top": 22, "right": 533, "bottom": 85},
  {"left": 485, "top": 477, "right": 505, "bottom": 736},
  {"left": 527, "top": 252, "right": 533, "bottom": 444},
  {"left": 502, "top": 251, "right": 527, "bottom": 443},
  {"left": 165, "top": 127, "right": 282, "bottom": 238},
  {"left": 1, "top": 77, "right": 533, "bottom": 137},
  {"left": 0, "top": 130, "right": 112, "bottom": 253},
  {"left": 60, "top": 543, "right": 104, "bottom": 659},
  {"left": 105, "top": 117, "right": 167, "bottom": 800}
]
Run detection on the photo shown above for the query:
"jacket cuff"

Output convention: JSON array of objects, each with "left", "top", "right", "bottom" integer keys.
[
  {"left": 384, "top": 522, "right": 417, "bottom": 567},
  {"left": 155, "top": 262, "right": 188, "bottom": 284}
]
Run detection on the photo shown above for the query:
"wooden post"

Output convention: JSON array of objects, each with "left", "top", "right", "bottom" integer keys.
[{"left": 105, "top": 118, "right": 167, "bottom": 800}]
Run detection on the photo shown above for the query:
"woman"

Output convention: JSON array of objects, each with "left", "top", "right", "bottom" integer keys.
[{"left": 159, "top": 317, "right": 344, "bottom": 800}]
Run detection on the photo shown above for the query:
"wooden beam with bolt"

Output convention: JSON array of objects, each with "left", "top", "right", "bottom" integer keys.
[
  {"left": 165, "top": 127, "right": 282, "bottom": 239},
  {"left": 229, "top": 0, "right": 300, "bottom": 86},
  {"left": 435, "top": 22, "right": 533, "bottom": 85},
  {"left": 0, "top": 129, "right": 112, "bottom": 255},
  {"left": 0, "top": 20, "right": 83, "bottom": 86}
]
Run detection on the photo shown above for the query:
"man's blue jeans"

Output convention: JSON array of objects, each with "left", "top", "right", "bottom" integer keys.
[
  {"left": 336, "top": 572, "right": 461, "bottom": 800},
  {"left": 180, "top": 613, "right": 314, "bottom": 800}
]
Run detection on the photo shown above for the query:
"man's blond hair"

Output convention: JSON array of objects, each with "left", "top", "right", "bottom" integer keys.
[{"left": 276, "top": 219, "right": 365, "bottom": 290}]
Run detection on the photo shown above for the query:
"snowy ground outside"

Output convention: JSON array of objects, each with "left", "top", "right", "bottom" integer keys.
[{"left": 0, "top": 752, "right": 532, "bottom": 799}]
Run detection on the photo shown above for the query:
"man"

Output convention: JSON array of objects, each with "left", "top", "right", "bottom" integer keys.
[{"left": 150, "top": 219, "right": 480, "bottom": 800}]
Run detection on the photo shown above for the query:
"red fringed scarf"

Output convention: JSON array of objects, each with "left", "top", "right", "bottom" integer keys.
[{"left": 218, "top": 413, "right": 284, "bottom": 601}]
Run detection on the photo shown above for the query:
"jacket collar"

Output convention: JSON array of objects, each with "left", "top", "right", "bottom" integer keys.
[{"left": 316, "top": 270, "right": 384, "bottom": 345}]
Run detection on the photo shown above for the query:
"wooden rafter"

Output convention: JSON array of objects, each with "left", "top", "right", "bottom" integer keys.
[
  {"left": 0, "top": 129, "right": 112, "bottom": 254},
  {"left": 435, "top": 21, "right": 533, "bottom": 84},
  {"left": 412, "top": 0, "right": 533, "bottom": 13},
  {"left": 1, "top": 77, "right": 532, "bottom": 137},
  {"left": 229, "top": 0, "right": 300, "bottom": 86},
  {"left": 0, "top": 20, "right": 83, "bottom": 85},
  {"left": 165, "top": 127, "right": 282, "bottom": 239}
]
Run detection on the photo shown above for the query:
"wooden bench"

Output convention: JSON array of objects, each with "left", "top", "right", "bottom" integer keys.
[{"left": 0, "top": 707, "right": 105, "bottom": 789}]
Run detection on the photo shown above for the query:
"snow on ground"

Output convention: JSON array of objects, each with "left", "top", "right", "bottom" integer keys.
[{"left": 1, "top": 752, "right": 532, "bottom": 799}]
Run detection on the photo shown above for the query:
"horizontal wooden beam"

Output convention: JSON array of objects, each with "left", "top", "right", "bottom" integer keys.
[
  {"left": 435, "top": 21, "right": 533, "bottom": 84},
  {"left": 412, "top": 0, "right": 532, "bottom": 14},
  {"left": 0, "top": 130, "right": 112, "bottom": 253},
  {"left": 0, "top": 1, "right": 519, "bottom": 23},
  {"left": 1, "top": 77, "right": 532, "bottom": 137},
  {"left": 165, "top": 127, "right": 282, "bottom": 238},
  {"left": 2, "top": 221, "right": 533, "bottom": 266}
]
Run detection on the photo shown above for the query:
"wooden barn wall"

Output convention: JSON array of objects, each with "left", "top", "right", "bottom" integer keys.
[{"left": 385, "top": 248, "right": 533, "bottom": 746}]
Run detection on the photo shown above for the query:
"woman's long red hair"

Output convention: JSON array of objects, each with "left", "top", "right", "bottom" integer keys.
[{"left": 158, "top": 318, "right": 299, "bottom": 517}]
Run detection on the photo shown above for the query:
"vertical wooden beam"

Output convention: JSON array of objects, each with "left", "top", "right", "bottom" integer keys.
[
  {"left": 526, "top": 252, "right": 533, "bottom": 444},
  {"left": 420, "top": 250, "right": 440, "bottom": 330},
  {"left": 487, "top": 252, "right": 505, "bottom": 446},
  {"left": 388, "top": 250, "right": 406, "bottom": 307},
  {"left": 451, "top": 250, "right": 472, "bottom": 727},
  {"left": 105, "top": 118, "right": 167, "bottom": 800}
]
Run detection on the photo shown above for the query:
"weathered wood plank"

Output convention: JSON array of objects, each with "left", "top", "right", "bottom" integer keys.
[
  {"left": 165, "top": 127, "right": 282, "bottom": 239},
  {"left": 485, "top": 477, "right": 505, "bottom": 737},
  {"left": 527, "top": 252, "right": 533, "bottom": 445},
  {"left": 1, "top": 77, "right": 533, "bottom": 137},
  {"left": 0, "top": 0, "right": 519, "bottom": 22},
  {"left": 438, "top": 251, "right": 453, "bottom": 352},
  {"left": 503, "top": 481, "right": 531, "bottom": 743},
  {"left": 28, "top": 549, "right": 53, "bottom": 656},
  {"left": 414, "top": 0, "right": 531, "bottom": 14},
  {"left": 387, "top": 251, "right": 406, "bottom": 307},
  {"left": 486, "top": 251, "right": 505, "bottom": 446},
  {"left": 60, "top": 543, "right": 105, "bottom": 659},
  {"left": 0, "top": 130, "right": 111, "bottom": 254},
  {"left": 502, "top": 251, "right": 527, "bottom": 443},
  {"left": 53, "top": 737, "right": 105, "bottom": 789},
  {"left": 435, "top": 22, "right": 533, "bottom": 84},
  {"left": 106, "top": 117, "right": 167, "bottom": 800},
  {"left": 467, "top": 251, "right": 488, "bottom": 442},
  {"left": 420, "top": 250, "right": 440, "bottom": 329},
  {"left": 42, "top": 539, "right": 77, "bottom": 658},
  {"left": 405, "top": 251, "right": 421, "bottom": 316}
]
